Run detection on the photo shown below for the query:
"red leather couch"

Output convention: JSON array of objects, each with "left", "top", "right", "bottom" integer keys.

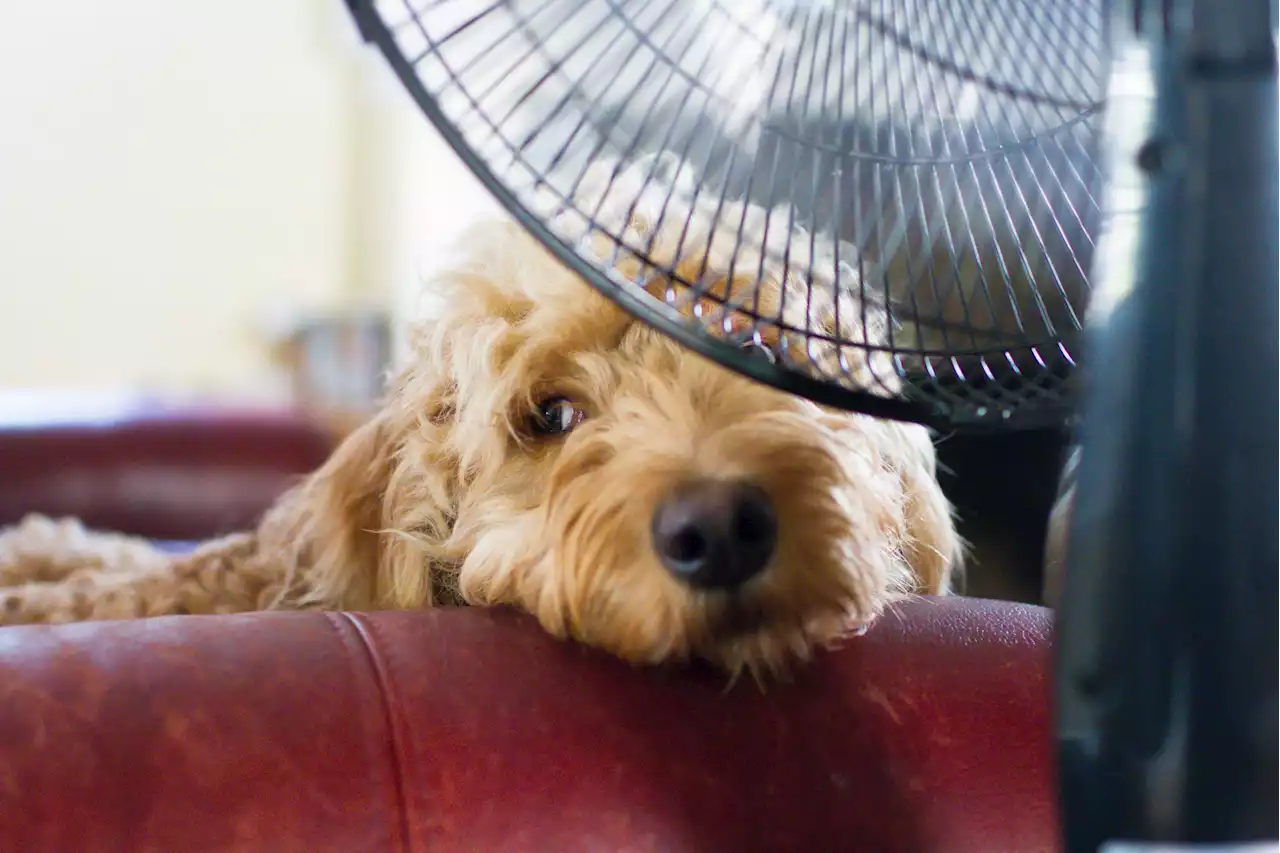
[
  {"left": 0, "top": 598, "right": 1058, "bottom": 853},
  {"left": 0, "top": 406, "right": 1061, "bottom": 852},
  {"left": 0, "top": 402, "right": 334, "bottom": 541}
]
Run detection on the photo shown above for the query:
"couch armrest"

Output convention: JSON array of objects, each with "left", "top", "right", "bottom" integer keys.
[
  {"left": 0, "top": 597, "right": 1058, "bottom": 853},
  {"left": 0, "top": 408, "right": 335, "bottom": 540}
]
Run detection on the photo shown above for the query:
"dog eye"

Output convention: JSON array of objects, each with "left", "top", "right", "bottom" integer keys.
[
  {"left": 740, "top": 339, "right": 778, "bottom": 365},
  {"left": 529, "top": 397, "right": 587, "bottom": 437}
]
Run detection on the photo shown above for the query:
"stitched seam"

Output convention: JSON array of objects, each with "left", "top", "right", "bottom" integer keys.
[{"left": 328, "top": 612, "right": 415, "bottom": 853}]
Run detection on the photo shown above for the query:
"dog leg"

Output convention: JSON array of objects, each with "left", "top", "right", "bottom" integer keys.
[{"left": 0, "top": 533, "right": 295, "bottom": 625}]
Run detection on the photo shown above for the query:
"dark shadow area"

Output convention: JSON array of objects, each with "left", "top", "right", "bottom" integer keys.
[{"left": 935, "top": 426, "right": 1071, "bottom": 604}]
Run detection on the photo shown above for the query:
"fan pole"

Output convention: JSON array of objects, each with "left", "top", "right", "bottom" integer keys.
[{"left": 1055, "top": 1, "right": 1278, "bottom": 850}]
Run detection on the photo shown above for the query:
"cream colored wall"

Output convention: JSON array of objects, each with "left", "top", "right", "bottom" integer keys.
[
  {"left": 348, "top": 47, "right": 501, "bottom": 370},
  {"left": 380, "top": 97, "right": 502, "bottom": 369},
  {"left": 0, "top": 0, "right": 407, "bottom": 396}
]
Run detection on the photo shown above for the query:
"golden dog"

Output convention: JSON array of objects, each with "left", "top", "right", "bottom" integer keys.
[{"left": 0, "top": 160, "right": 961, "bottom": 677}]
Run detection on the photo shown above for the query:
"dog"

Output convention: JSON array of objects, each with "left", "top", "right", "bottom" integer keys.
[{"left": 0, "top": 159, "right": 962, "bottom": 677}]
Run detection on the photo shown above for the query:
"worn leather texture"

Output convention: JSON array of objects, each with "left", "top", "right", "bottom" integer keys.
[
  {"left": 0, "top": 408, "right": 334, "bottom": 540},
  {"left": 0, "top": 596, "right": 1058, "bottom": 853}
]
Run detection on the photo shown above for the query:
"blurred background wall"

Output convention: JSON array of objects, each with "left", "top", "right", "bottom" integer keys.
[{"left": 0, "top": 0, "right": 496, "bottom": 424}]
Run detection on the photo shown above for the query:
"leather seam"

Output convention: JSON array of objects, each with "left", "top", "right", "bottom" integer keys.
[{"left": 328, "top": 611, "right": 415, "bottom": 853}]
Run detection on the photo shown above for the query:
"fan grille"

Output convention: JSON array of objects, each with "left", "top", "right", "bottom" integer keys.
[{"left": 347, "top": 0, "right": 1109, "bottom": 429}]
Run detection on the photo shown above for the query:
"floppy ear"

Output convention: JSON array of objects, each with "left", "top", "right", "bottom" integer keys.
[
  {"left": 902, "top": 468, "right": 964, "bottom": 596},
  {"left": 888, "top": 421, "right": 964, "bottom": 595},
  {"left": 260, "top": 394, "right": 458, "bottom": 611},
  {"left": 808, "top": 290, "right": 959, "bottom": 594},
  {"left": 259, "top": 409, "right": 399, "bottom": 609}
]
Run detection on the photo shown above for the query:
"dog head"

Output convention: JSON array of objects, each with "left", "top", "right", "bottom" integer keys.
[{"left": 273, "top": 163, "right": 960, "bottom": 677}]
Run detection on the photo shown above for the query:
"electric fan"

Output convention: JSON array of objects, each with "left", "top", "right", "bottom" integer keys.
[
  {"left": 344, "top": 0, "right": 1106, "bottom": 430},
  {"left": 342, "top": 0, "right": 1277, "bottom": 849}
]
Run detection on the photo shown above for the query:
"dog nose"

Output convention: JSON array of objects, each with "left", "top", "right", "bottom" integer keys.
[{"left": 651, "top": 479, "right": 778, "bottom": 590}]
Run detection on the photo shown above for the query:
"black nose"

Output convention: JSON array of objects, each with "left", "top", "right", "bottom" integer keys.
[{"left": 651, "top": 479, "right": 779, "bottom": 590}]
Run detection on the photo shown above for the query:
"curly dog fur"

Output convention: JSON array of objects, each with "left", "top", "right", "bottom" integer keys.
[{"left": 0, "top": 159, "right": 962, "bottom": 676}]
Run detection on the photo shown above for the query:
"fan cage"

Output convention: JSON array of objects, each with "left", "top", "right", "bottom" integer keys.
[{"left": 346, "top": 0, "right": 1108, "bottom": 430}]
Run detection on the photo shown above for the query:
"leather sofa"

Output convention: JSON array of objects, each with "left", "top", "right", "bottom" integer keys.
[
  {"left": 0, "top": 403, "right": 334, "bottom": 541},
  {"left": 0, "top": 597, "right": 1058, "bottom": 853},
  {"left": 0, "top": 407, "right": 1061, "bottom": 851}
]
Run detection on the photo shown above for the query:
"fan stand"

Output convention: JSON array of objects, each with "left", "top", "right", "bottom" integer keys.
[{"left": 1055, "top": 1, "right": 1278, "bottom": 848}]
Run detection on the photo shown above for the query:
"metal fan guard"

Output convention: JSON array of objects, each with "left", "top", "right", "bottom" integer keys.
[{"left": 345, "top": 0, "right": 1109, "bottom": 429}]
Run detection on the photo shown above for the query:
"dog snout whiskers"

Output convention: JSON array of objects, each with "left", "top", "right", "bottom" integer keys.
[{"left": 651, "top": 478, "right": 778, "bottom": 591}]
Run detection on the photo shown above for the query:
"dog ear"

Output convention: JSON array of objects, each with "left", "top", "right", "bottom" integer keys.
[
  {"left": 902, "top": 469, "right": 963, "bottom": 596},
  {"left": 261, "top": 398, "right": 456, "bottom": 611},
  {"left": 260, "top": 409, "right": 399, "bottom": 609},
  {"left": 809, "top": 296, "right": 957, "bottom": 593},
  {"left": 888, "top": 421, "right": 964, "bottom": 595}
]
